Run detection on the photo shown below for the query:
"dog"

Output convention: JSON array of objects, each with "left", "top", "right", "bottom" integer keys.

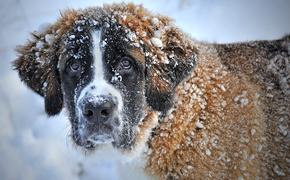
[{"left": 13, "top": 3, "right": 290, "bottom": 179}]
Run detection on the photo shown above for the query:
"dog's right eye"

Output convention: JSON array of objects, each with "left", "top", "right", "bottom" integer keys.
[
  {"left": 69, "top": 61, "right": 81, "bottom": 72},
  {"left": 65, "top": 60, "right": 82, "bottom": 76}
]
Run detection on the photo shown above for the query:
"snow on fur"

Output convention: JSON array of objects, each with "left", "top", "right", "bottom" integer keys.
[{"left": 13, "top": 3, "right": 290, "bottom": 179}]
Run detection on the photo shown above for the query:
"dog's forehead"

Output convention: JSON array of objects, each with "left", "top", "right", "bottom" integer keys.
[
  {"left": 59, "top": 22, "right": 146, "bottom": 65},
  {"left": 58, "top": 7, "right": 169, "bottom": 63}
]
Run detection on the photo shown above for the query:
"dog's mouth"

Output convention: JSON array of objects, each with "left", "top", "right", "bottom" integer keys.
[
  {"left": 71, "top": 121, "right": 119, "bottom": 150},
  {"left": 88, "top": 133, "right": 114, "bottom": 144},
  {"left": 81, "top": 133, "right": 114, "bottom": 150}
]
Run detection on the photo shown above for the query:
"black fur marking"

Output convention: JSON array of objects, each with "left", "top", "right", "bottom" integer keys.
[
  {"left": 145, "top": 87, "right": 173, "bottom": 114},
  {"left": 57, "top": 20, "right": 148, "bottom": 150}
]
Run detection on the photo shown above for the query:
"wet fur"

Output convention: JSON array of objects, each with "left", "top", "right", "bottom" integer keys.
[{"left": 13, "top": 3, "right": 290, "bottom": 179}]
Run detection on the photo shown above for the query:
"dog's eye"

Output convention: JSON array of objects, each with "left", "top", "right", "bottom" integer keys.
[
  {"left": 69, "top": 60, "right": 81, "bottom": 72},
  {"left": 65, "top": 60, "right": 82, "bottom": 77},
  {"left": 119, "top": 56, "right": 132, "bottom": 70}
]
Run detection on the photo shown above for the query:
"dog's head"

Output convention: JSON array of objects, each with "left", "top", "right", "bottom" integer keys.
[{"left": 13, "top": 4, "right": 197, "bottom": 151}]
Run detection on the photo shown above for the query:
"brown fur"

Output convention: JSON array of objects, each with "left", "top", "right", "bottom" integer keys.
[
  {"left": 127, "top": 48, "right": 145, "bottom": 64},
  {"left": 14, "top": 9, "right": 80, "bottom": 96},
  {"left": 13, "top": 10, "right": 81, "bottom": 114},
  {"left": 146, "top": 40, "right": 290, "bottom": 179},
  {"left": 13, "top": 3, "right": 290, "bottom": 179},
  {"left": 103, "top": 3, "right": 197, "bottom": 93}
]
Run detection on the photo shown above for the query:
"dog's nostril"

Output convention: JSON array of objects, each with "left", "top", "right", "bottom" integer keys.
[
  {"left": 100, "top": 108, "right": 111, "bottom": 118},
  {"left": 82, "top": 96, "right": 117, "bottom": 122},
  {"left": 84, "top": 109, "right": 94, "bottom": 117}
]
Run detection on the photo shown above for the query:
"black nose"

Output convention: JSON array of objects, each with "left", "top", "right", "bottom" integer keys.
[{"left": 82, "top": 96, "right": 117, "bottom": 123}]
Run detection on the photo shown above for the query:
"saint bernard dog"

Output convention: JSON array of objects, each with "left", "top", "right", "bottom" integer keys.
[{"left": 14, "top": 3, "right": 290, "bottom": 179}]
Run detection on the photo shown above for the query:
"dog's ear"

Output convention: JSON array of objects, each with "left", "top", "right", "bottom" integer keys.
[
  {"left": 44, "top": 64, "right": 63, "bottom": 116},
  {"left": 13, "top": 33, "right": 63, "bottom": 116},
  {"left": 145, "top": 27, "right": 197, "bottom": 114},
  {"left": 13, "top": 10, "right": 79, "bottom": 116}
]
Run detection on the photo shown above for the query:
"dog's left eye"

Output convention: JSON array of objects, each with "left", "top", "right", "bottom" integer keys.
[{"left": 118, "top": 56, "right": 132, "bottom": 70}]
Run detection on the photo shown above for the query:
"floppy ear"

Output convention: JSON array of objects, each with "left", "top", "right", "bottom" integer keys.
[
  {"left": 145, "top": 27, "right": 197, "bottom": 114},
  {"left": 13, "top": 10, "right": 79, "bottom": 116},
  {"left": 13, "top": 32, "right": 63, "bottom": 116},
  {"left": 44, "top": 62, "right": 63, "bottom": 116}
]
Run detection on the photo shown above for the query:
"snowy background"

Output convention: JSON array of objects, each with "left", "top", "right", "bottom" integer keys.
[{"left": 0, "top": 0, "right": 290, "bottom": 179}]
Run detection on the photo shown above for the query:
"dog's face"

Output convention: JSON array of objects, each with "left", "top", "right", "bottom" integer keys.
[
  {"left": 59, "top": 25, "right": 147, "bottom": 150},
  {"left": 13, "top": 4, "right": 197, "bottom": 152}
]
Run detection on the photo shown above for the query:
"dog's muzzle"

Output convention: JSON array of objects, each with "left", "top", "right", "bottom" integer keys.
[{"left": 75, "top": 95, "right": 121, "bottom": 148}]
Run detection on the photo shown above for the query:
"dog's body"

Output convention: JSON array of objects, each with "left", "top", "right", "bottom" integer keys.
[
  {"left": 14, "top": 3, "right": 290, "bottom": 179},
  {"left": 148, "top": 39, "right": 290, "bottom": 178}
]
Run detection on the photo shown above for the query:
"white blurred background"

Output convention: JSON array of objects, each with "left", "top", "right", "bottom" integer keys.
[{"left": 0, "top": 0, "right": 290, "bottom": 179}]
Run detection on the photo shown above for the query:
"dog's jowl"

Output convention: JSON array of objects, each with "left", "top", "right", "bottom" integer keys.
[{"left": 13, "top": 3, "right": 290, "bottom": 179}]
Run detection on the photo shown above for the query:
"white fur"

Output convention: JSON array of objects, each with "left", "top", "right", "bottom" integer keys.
[
  {"left": 76, "top": 30, "right": 123, "bottom": 140},
  {"left": 77, "top": 30, "right": 123, "bottom": 110}
]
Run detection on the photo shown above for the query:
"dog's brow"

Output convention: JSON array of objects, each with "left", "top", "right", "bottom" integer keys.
[{"left": 127, "top": 48, "right": 145, "bottom": 64}]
